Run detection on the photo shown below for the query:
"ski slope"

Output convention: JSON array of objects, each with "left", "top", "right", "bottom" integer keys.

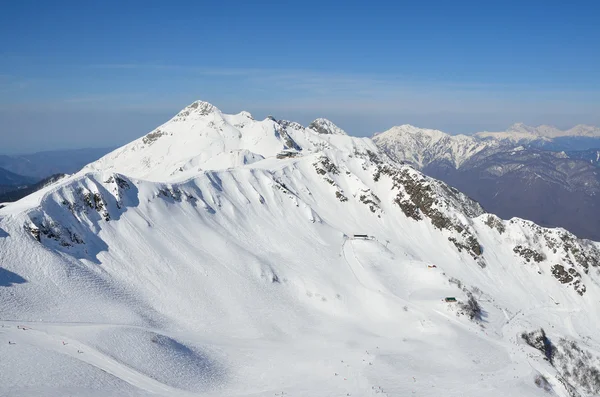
[{"left": 1, "top": 101, "right": 600, "bottom": 396}]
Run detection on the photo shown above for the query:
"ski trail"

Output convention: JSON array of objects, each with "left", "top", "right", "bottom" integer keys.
[
  {"left": 341, "top": 239, "right": 382, "bottom": 293},
  {"left": 1, "top": 323, "right": 195, "bottom": 396}
]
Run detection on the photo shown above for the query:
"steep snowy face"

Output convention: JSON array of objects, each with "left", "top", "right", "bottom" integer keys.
[
  {"left": 2, "top": 101, "right": 600, "bottom": 397},
  {"left": 372, "top": 124, "right": 498, "bottom": 168}
]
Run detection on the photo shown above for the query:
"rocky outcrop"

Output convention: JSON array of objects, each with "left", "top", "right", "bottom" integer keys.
[
  {"left": 373, "top": 164, "right": 484, "bottom": 260},
  {"left": 551, "top": 264, "right": 586, "bottom": 296}
]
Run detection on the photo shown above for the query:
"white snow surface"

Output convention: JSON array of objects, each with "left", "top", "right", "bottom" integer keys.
[
  {"left": 1, "top": 101, "right": 600, "bottom": 397},
  {"left": 372, "top": 124, "right": 498, "bottom": 168},
  {"left": 83, "top": 101, "right": 359, "bottom": 182},
  {"left": 476, "top": 122, "right": 600, "bottom": 141}
]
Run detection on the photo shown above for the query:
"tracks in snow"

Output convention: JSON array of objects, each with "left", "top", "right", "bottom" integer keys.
[{"left": 0, "top": 320, "right": 196, "bottom": 397}]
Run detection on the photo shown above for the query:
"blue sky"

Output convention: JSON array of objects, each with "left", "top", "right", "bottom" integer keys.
[{"left": 1, "top": 0, "right": 599, "bottom": 153}]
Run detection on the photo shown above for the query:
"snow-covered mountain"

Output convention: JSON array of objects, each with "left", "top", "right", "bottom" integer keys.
[
  {"left": 373, "top": 124, "right": 600, "bottom": 240},
  {"left": 476, "top": 123, "right": 600, "bottom": 141},
  {"left": 372, "top": 124, "right": 501, "bottom": 168},
  {"left": 2, "top": 101, "right": 600, "bottom": 397},
  {"left": 373, "top": 123, "right": 600, "bottom": 170}
]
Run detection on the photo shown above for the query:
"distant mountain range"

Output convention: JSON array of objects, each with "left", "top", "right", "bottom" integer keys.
[
  {"left": 476, "top": 122, "right": 600, "bottom": 141},
  {"left": 0, "top": 147, "right": 113, "bottom": 203},
  {"left": 0, "top": 173, "right": 66, "bottom": 204},
  {"left": 0, "top": 167, "right": 36, "bottom": 195},
  {"left": 0, "top": 147, "right": 114, "bottom": 179},
  {"left": 373, "top": 124, "right": 600, "bottom": 241}
]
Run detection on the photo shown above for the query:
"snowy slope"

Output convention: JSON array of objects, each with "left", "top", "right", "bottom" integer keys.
[{"left": 2, "top": 101, "right": 600, "bottom": 397}]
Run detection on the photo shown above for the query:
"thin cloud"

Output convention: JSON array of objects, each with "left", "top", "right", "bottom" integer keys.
[{"left": 86, "top": 63, "right": 594, "bottom": 94}]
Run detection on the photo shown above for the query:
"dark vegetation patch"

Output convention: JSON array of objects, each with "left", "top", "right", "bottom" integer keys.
[
  {"left": 522, "top": 330, "right": 600, "bottom": 396},
  {"left": 522, "top": 329, "right": 555, "bottom": 362},
  {"left": 457, "top": 292, "right": 483, "bottom": 321}
]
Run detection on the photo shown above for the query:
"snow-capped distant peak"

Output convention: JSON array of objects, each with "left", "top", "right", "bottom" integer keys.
[
  {"left": 372, "top": 124, "right": 498, "bottom": 169},
  {"left": 477, "top": 123, "right": 600, "bottom": 140},
  {"left": 374, "top": 124, "right": 448, "bottom": 140},
  {"left": 172, "top": 100, "right": 220, "bottom": 122},
  {"left": 506, "top": 123, "right": 562, "bottom": 137},
  {"left": 308, "top": 118, "right": 347, "bottom": 135},
  {"left": 565, "top": 124, "right": 600, "bottom": 137},
  {"left": 506, "top": 122, "right": 536, "bottom": 134}
]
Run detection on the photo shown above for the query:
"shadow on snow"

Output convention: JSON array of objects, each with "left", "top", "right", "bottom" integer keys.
[{"left": 0, "top": 267, "right": 27, "bottom": 287}]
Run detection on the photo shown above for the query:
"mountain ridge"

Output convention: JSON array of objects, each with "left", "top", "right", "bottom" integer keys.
[
  {"left": 2, "top": 100, "right": 600, "bottom": 396},
  {"left": 373, "top": 123, "right": 600, "bottom": 241},
  {"left": 477, "top": 122, "right": 600, "bottom": 141}
]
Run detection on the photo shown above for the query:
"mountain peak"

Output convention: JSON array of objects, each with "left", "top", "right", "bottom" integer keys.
[
  {"left": 506, "top": 123, "right": 561, "bottom": 137},
  {"left": 565, "top": 124, "right": 600, "bottom": 137},
  {"left": 372, "top": 124, "right": 494, "bottom": 169},
  {"left": 83, "top": 103, "right": 376, "bottom": 181},
  {"left": 375, "top": 124, "right": 450, "bottom": 140},
  {"left": 506, "top": 122, "right": 529, "bottom": 132},
  {"left": 308, "top": 118, "right": 347, "bottom": 135},
  {"left": 400, "top": 124, "right": 445, "bottom": 134},
  {"left": 483, "top": 123, "right": 600, "bottom": 139},
  {"left": 173, "top": 100, "right": 220, "bottom": 120}
]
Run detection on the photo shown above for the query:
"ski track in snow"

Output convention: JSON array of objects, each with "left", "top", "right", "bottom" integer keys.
[{"left": 0, "top": 321, "right": 196, "bottom": 396}]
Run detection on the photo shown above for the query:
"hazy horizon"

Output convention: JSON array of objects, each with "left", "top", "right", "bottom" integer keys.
[
  {"left": 1, "top": 1, "right": 599, "bottom": 153},
  {"left": 2, "top": 99, "right": 600, "bottom": 155}
]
